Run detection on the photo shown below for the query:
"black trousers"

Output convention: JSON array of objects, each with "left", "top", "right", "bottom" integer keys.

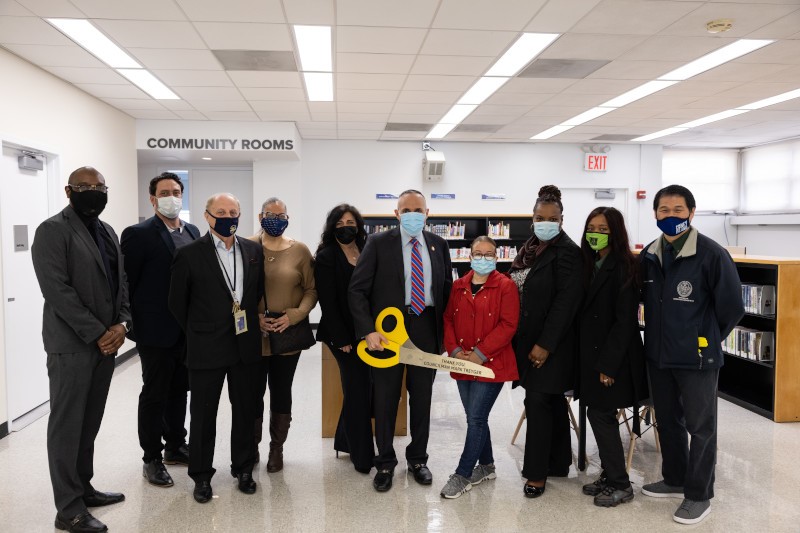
[
  {"left": 372, "top": 308, "right": 437, "bottom": 471},
  {"left": 187, "top": 361, "right": 258, "bottom": 483},
  {"left": 137, "top": 343, "right": 189, "bottom": 462},
  {"left": 255, "top": 352, "right": 301, "bottom": 417},
  {"left": 332, "top": 345, "right": 375, "bottom": 471},
  {"left": 521, "top": 390, "right": 572, "bottom": 481},
  {"left": 46, "top": 349, "right": 115, "bottom": 518},
  {"left": 587, "top": 406, "right": 630, "bottom": 490},
  {"left": 648, "top": 362, "right": 719, "bottom": 501}
]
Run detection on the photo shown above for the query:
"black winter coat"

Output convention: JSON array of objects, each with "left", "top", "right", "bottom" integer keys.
[{"left": 315, "top": 244, "right": 357, "bottom": 349}]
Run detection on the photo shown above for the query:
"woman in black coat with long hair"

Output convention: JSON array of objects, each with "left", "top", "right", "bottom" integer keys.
[
  {"left": 315, "top": 204, "right": 375, "bottom": 473},
  {"left": 510, "top": 185, "right": 583, "bottom": 499},
  {"left": 576, "top": 206, "right": 648, "bottom": 507}
]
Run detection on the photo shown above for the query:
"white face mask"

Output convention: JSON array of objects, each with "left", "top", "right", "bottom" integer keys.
[{"left": 156, "top": 196, "right": 182, "bottom": 219}]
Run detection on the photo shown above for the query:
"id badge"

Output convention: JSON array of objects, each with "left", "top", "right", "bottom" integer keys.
[{"left": 234, "top": 309, "right": 248, "bottom": 335}]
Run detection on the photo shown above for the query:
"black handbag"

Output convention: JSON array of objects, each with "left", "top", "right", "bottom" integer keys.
[{"left": 264, "top": 290, "right": 316, "bottom": 354}]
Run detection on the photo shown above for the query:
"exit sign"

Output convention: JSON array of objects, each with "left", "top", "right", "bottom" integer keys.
[{"left": 584, "top": 153, "right": 608, "bottom": 172}]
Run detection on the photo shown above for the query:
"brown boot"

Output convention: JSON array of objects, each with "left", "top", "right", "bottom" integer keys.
[
  {"left": 266, "top": 412, "right": 291, "bottom": 473},
  {"left": 254, "top": 416, "right": 263, "bottom": 464}
]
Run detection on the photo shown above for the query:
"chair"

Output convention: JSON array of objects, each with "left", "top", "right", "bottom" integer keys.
[
  {"left": 616, "top": 403, "right": 660, "bottom": 472},
  {"left": 510, "top": 393, "right": 580, "bottom": 446}
]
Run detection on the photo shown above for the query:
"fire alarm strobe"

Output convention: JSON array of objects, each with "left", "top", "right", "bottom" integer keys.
[{"left": 636, "top": 190, "right": 646, "bottom": 199}]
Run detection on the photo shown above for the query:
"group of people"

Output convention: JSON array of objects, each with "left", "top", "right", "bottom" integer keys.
[{"left": 31, "top": 167, "right": 743, "bottom": 533}]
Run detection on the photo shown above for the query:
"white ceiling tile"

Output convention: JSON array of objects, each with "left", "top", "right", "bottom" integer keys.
[
  {"left": 433, "top": 0, "right": 547, "bottom": 31},
  {"left": 3, "top": 43, "right": 104, "bottom": 66},
  {"left": 337, "top": 121, "right": 385, "bottom": 131},
  {"left": 470, "top": 104, "right": 531, "bottom": 117},
  {"left": 175, "top": 0, "right": 284, "bottom": 23},
  {"left": 587, "top": 60, "right": 682, "bottom": 80},
  {"left": 0, "top": 2, "right": 33, "bottom": 15},
  {"left": 579, "top": 114, "right": 644, "bottom": 127},
  {"left": 736, "top": 40, "right": 800, "bottom": 66},
  {"left": 68, "top": 0, "right": 186, "bottom": 20},
  {"left": 121, "top": 109, "right": 180, "bottom": 119},
  {"left": 337, "top": 89, "right": 398, "bottom": 103},
  {"left": 152, "top": 69, "right": 233, "bottom": 87},
  {"left": 445, "top": 132, "right": 491, "bottom": 141},
  {"left": 94, "top": 20, "right": 206, "bottom": 49},
  {"left": 653, "top": 107, "right": 737, "bottom": 120},
  {"left": 402, "top": 75, "right": 475, "bottom": 92},
  {"left": 175, "top": 87, "right": 243, "bottom": 100},
  {"left": 693, "top": 62, "right": 794, "bottom": 83},
  {"left": 337, "top": 73, "right": 407, "bottom": 90},
  {"left": 396, "top": 91, "right": 460, "bottom": 104},
  {"left": 159, "top": 99, "right": 195, "bottom": 110},
  {"left": 746, "top": 8, "right": 800, "bottom": 39},
  {"left": 380, "top": 130, "right": 427, "bottom": 140},
  {"left": 310, "top": 112, "right": 338, "bottom": 121},
  {"left": 561, "top": 78, "right": 642, "bottom": 95},
  {"left": 255, "top": 109, "right": 311, "bottom": 121},
  {"left": 751, "top": 65, "right": 800, "bottom": 83},
  {"left": 301, "top": 132, "right": 338, "bottom": 139},
  {"left": 174, "top": 110, "right": 207, "bottom": 119},
  {"left": 391, "top": 103, "right": 450, "bottom": 115},
  {"left": 205, "top": 111, "right": 260, "bottom": 121},
  {"left": 75, "top": 83, "right": 149, "bottom": 98},
  {"left": 250, "top": 101, "right": 309, "bottom": 113},
  {"left": 540, "top": 33, "right": 646, "bottom": 61},
  {"left": 619, "top": 35, "right": 736, "bottom": 62},
  {"left": 228, "top": 71, "right": 302, "bottom": 88},
  {"left": 337, "top": 130, "right": 382, "bottom": 139},
  {"left": 338, "top": 112, "right": 391, "bottom": 122},
  {"left": 385, "top": 113, "right": 441, "bottom": 122},
  {"left": 337, "top": 102, "right": 394, "bottom": 114},
  {"left": 128, "top": 48, "right": 222, "bottom": 70},
  {"left": 461, "top": 114, "right": 518, "bottom": 125},
  {"left": 193, "top": 22, "right": 293, "bottom": 51},
  {"left": 0, "top": 16, "right": 72, "bottom": 45},
  {"left": 188, "top": 100, "right": 251, "bottom": 112},
  {"left": 658, "top": 80, "right": 743, "bottom": 97},
  {"left": 14, "top": 0, "right": 84, "bottom": 17},
  {"left": 308, "top": 102, "right": 337, "bottom": 113},
  {"left": 240, "top": 87, "right": 306, "bottom": 100},
  {"left": 420, "top": 29, "right": 516, "bottom": 57},
  {"left": 337, "top": 26, "right": 427, "bottom": 55},
  {"left": 283, "top": 0, "right": 335, "bottom": 25},
  {"left": 624, "top": 94, "right": 702, "bottom": 109},
  {"left": 524, "top": 104, "right": 596, "bottom": 118},
  {"left": 538, "top": 93, "right": 612, "bottom": 107},
  {"left": 410, "top": 55, "right": 493, "bottom": 76},
  {"left": 571, "top": 0, "right": 701, "bottom": 35},
  {"left": 337, "top": 53, "right": 415, "bottom": 74},
  {"left": 660, "top": 3, "right": 798, "bottom": 38},
  {"left": 484, "top": 91, "right": 554, "bottom": 106},
  {"left": 101, "top": 98, "right": 166, "bottom": 110},
  {"left": 502, "top": 78, "right": 578, "bottom": 93},
  {"left": 43, "top": 66, "right": 126, "bottom": 84},
  {"left": 337, "top": 0, "right": 437, "bottom": 27},
  {"left": 297, "top": 121, "right": 337, "bottom": 130},
  {"left": 525, "top": 0, "right": 603, "bottom": 32}
]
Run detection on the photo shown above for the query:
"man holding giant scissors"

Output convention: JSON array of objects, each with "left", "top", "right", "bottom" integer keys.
[{"left": 349, "top": 189, "right": 453, "bottom": 492}]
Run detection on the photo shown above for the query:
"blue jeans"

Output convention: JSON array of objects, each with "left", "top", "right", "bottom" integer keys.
[{"left": 455, "top": 380, "right": 504, "bottom": 478}]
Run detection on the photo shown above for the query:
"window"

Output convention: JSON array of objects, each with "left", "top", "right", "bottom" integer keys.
[
  {"left": 741, "top": 140, "right": 800, "bottom": 213},
  {"left": 662, "top": 149, "right": 739, "bottom": 211}
]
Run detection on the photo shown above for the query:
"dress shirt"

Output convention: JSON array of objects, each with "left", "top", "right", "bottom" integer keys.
[
  {"left": 211, "top": 232, "right": 244, "bottom": 305},
  {"left": 400, "top": 225, "right": 434, "bottom": 307}
]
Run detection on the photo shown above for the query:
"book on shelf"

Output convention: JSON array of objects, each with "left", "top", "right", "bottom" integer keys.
[
  {"left": 365, "top": 223, "right": 397, "bottom": 234},
  {"left": 426, "top": 221, "right": 465, "bottom": 239},
  {"left": 741, "top": 284, "right": 776, "bottom": 316},
  {"left": 449, "top": 246, "right": 518, "bottom": 262},
  {"left": 452, "top": 267, "right": 459, "bottom": 280},
  {"left": 723, "top": 326, "right": 775, "bottom": 362},
  {"left": 487, "top": 221, "right": 511, "bottom": 239}
]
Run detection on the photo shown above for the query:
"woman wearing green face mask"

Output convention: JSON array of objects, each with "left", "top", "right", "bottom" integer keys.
[{"left": 576, "top": 207, "right": 648, "bottom": 508}]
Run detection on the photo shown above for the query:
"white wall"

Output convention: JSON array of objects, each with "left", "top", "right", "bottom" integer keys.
[
  {"left": 737, "top": 226, "right": 800, "bottom": 256},
  {"left": 0, "top": 48, "right": 138, "bottom": 429}
]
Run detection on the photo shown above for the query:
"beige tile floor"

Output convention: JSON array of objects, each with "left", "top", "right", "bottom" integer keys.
[{"left": 1, "top": 343, "right": 799, "bottom": 532}]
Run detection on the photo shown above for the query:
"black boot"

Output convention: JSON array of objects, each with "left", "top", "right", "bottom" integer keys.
[{"left": 266, "top": 412, "right": 291, "bottom": 473}]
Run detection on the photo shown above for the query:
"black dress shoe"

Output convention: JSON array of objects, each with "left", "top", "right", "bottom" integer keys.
[
  {"left": 408, "top": 464, "right": 433, "bottom": 485},
  {"left": 143, "top": 459, "right": 174, "bottom": 487},
  {"left": 55, "top": 511, "right": 108, "bottom": 532},
  {"left": 164, "top": 443, "right": 190, "bottom": 466},
  {"left": 83, "top": 490, "right": 125, "bottom": 507},
  {"left": 523, "top": 483, "right": 546, "bottom": 498},
  {"left": 373, "top": 469, "right": 394, "bottom": 492},
  {"left": 193, "top": 481, "right": 213, "bottom": 503},
  {"left": 236, "top": 472, "right": 257, "bottom": 494}
]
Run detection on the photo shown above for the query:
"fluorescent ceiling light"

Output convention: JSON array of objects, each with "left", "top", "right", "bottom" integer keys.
[
  {"left": 426, "top": 123, "right": 457, "bottom": 139},
  {"left": 531, "top": 125, "right": 574, "bottom": 140},
  {"left": 632, "top": 127, "right": 689, "bottom": 142},
  {"left": 562, "top": 106, "right": 616, "bottom": 126},
  {"left": 47, "top": 18, "right": 140, "bottom": 69},
  {"left": 737, "top": 88, "right": 800, "bottom": 110},
  {"left": 440, "top": 104, "right": 478, "bottom": 125},
  {"left": 458, "top": 77, "right": 510, "bottom": 105},
  {"left": 658, "top": 39, "right": 773, "bottom": 81},
  {"left": 676, "top": 109, "right": 749, "bottom": 129},
  {"left": 293, "top": 25, "right": 332, "bottom": 72},
  {"left": 600, "top": 80, "right": 678, "bottom": 108},
  {"left": 116, "top": 69, "right": 179, "bottom": 100},
  {"left": 303, "top": 72, "right": 333, "bottom": 101},
  {"left": 485, "top": 33, "right": 560, "bottom": 77}
]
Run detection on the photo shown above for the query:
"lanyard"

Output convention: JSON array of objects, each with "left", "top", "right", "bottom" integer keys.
[{"left": 213, "top": 238, "right": 239, "bottom": 306}]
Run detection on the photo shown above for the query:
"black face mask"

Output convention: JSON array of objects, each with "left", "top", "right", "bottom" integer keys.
[
  {"left": 334, "top": 226, "right": 358, "bottom": 245},
  {"left": 71, "top": 190, "right": 108, "bottom": 218}
]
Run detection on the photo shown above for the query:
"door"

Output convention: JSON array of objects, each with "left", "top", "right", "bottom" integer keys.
[
  {"left": 1, "top": 144, "right": 50, "bottom": 429},
  {"left": 559, "top": 188, "right": 629, "bottom": 245}
]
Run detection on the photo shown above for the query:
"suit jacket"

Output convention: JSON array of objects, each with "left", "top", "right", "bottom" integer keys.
[
  {"left": 121, "top": 215, "right": 200, "bottom": 347},
  {"left": 31, "top": 205, "right": 131, "bottom": 354},
  {"left": 315, "top": 244, "right": 357, "bottom": 349},
  {"left": 168, "top": 233, "right": 264, "bottom": 370},
  {"left": 575, "top": 252, "right": 648, "bottom": 409},
  {"left": 514, "top": 231, "right": 582, "bottom": 394},
  {"left": 349, "top": 228, "right": 453, "bottom": 352}
]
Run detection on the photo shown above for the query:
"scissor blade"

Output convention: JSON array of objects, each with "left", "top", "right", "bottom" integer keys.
[{"left": 398, "top": 347, "right": 496, "bottom": 379}]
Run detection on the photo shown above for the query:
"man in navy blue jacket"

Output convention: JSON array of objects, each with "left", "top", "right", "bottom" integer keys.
[{"left": 640, "top": 185, "right": 744, "bottom": 525}]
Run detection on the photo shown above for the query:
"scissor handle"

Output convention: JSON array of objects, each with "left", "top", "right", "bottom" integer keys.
[
  {"left": 356, "top": 338, "right": 400, "bottom": 368},
  {"left": 376, "top": 307, "right": 409, "bottom": 345}
]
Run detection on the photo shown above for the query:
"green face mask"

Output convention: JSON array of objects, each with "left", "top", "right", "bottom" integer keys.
[{"left": 585, "top": 232, "right": 609, "bottom": 251}]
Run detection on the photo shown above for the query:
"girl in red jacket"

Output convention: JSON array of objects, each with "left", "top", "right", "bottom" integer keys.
[{"left": 439, "top": 236, "right": 520, "bottom": 499}]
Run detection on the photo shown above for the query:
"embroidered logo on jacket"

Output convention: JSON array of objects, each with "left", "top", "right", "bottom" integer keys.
[{"left": 674, "top": 280, "right": 695, "bottom": 302}]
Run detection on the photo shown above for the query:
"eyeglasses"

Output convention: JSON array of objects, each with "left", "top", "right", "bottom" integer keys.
[
  {"left": 262, "top": 212, "right": 289, "bottom": 221},
  {"left": 471, "top": 252, "right": 496, "bottom": 259},
  {"left": 68, "top": 184, "right": 108, "bottom": 193}
]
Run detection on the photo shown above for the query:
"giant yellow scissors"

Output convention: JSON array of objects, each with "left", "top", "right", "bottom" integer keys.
[{"left": 357, "top": 307, "right": 495, "bottom": 379}]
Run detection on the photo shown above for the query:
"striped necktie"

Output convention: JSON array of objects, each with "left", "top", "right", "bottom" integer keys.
[{"left": 410, "top": 237, "right": 425, "bottom": 315}]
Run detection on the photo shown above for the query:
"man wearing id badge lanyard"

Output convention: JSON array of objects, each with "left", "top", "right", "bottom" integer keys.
[{"left": 168, "top": 193, "right": 264, "bottom": 504}]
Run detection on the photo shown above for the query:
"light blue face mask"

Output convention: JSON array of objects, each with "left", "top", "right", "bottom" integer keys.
[
  {"left": 471, "top": 257, "right": 496, "bottom": 275},
  {"left": 400, "top": 211, "right": 425, "bottom": 236},
  {"left": 533, "top": 221, "right": 560, "bottom": 241}
]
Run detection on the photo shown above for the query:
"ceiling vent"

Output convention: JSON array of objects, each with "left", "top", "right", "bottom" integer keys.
[
  {"left": 212, "top": 50, "right": 297, "bottom": 71},
  {"left": 518, "top": 59, "right": 610, "bottom": 79},
  {"left": 453, "top": 124, "right": 501, "bottom": 133},
  {"left": 590, "top": 134, "right": 639, "bottom": 142},
  {"left": 384, "top": 123, "right": 432, "bottom": 131}
]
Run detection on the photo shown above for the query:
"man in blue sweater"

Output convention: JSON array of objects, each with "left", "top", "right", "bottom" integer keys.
[{"left": 640, "top": 185, "right": 744, "bottom": 525}]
